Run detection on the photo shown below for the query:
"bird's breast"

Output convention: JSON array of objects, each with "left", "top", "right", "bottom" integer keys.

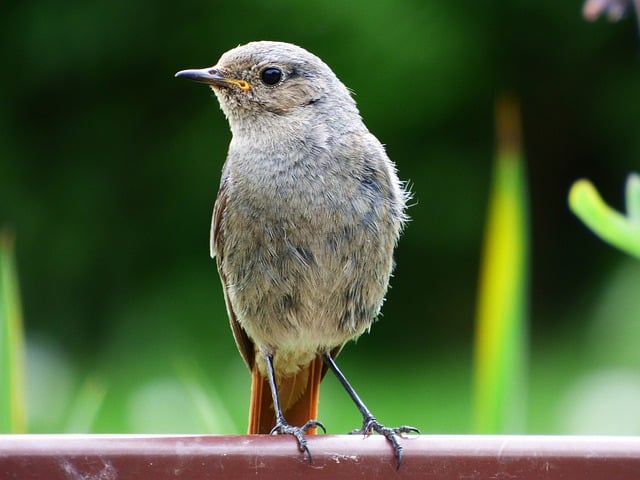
[{"left": 218, "top": 140, "right": 396, "bottom": 354}]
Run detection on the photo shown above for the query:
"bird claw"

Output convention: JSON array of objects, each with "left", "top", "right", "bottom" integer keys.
[
  {"left": 350, "top": 416, "right": 420, "bottom": 469},
  {"left": 270, "top": 419, "right": 326, "bottom": 463}
]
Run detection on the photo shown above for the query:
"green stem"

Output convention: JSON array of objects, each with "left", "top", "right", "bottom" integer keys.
[
  {"left": 569, "top": 176, "right": 640, "bottom": 260},
  {"left": 625, "top": 173, "right": 640, "bottom": 222}
]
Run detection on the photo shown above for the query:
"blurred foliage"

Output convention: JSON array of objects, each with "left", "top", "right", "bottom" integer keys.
[
  {"left": 0, "top": 231, "right": 26, "bottom": 433},
  {"left": 569, "top": 173, "right": 640, "bottom": 258},
  {"left": 2, "top": 0, "right": 640, "bottom": 434},
  {"left": 473, "top": 96, "right": 528, "bottom": 434}
]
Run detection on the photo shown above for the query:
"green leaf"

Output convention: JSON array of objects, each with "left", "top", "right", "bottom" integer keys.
[
  {"left": 0, "top": 231, "right": 27, "bottom": 433},
  {"left": 473, "top": 95, "right": 529, "bottom": 433}
]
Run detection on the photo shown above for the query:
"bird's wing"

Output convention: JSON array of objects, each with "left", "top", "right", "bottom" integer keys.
[
  {"left": 210, "top": 165, "right": 227, "bottom": 260},
  {"left": 211, "top": 173, "right": 255, "bottom": 370}
]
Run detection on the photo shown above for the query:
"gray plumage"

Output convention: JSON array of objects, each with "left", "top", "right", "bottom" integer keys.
[
  {"left": 176, "top": 40, "right": 416, "bottom": 466},
  {"left": 202, "top": 41, "right": 408, "bottom": 380}
]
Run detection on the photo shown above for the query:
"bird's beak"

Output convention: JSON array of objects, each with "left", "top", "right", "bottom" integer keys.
[{"left": 175, "top": 67, "right": 251, "bottom": 91}]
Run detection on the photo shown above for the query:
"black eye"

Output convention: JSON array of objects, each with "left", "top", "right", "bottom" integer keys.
[{"left": 260, "top": 67, "right": 283, "bottom": 86}]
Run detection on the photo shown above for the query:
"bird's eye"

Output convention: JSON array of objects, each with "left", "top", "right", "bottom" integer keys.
[{"left": 260, "top": 67, "right": 283, "bottom": 86}]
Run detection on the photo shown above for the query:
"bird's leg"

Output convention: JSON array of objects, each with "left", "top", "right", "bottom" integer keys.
[
  {"left": 322, "top": 353, "right": 419, "bottom": 469},
  {"left": 264, "top": 354, "right": 326, "bottom": 462}
]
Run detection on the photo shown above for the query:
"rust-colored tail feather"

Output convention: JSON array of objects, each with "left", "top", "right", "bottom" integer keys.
[{"left": 248, "top": 356, "right": 324, "bottom": 434}]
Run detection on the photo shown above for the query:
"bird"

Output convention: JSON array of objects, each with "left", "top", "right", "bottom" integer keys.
[{"left": 176, "top": 40, "right": 417, "bottom": 467}]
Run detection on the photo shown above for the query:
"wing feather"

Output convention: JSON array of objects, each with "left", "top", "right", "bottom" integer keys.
[{"left": 211, "top": 172, "right": 255, "bottom": 370}]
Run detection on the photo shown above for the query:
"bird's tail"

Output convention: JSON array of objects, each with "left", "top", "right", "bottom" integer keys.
[{"left": 248, "top": 356, "right": 324, "bottom": 434}]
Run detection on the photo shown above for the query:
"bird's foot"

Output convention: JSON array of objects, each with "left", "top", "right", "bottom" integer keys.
[
  {"left": 350, "top": 416, "right": 420, "bottom": 469},
  {"left": 270, "top": 419, "right": 326, "bottom": 462}
]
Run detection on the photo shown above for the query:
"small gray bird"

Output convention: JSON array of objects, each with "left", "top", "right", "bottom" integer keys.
[{"left": 176, "top": 41, "right": 417, "bottom": 467}]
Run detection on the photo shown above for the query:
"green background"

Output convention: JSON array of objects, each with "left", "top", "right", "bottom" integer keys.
[{"left": 2, "top": 0, "right": 640, "bottom": 434}]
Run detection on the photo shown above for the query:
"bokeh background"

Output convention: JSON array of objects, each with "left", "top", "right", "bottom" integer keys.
[{"left": 2, "top": 0, "right": 640, "bottom": 435}]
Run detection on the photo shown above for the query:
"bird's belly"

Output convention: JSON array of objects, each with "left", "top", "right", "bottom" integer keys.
[{"left": 220, "top": 210, "right": 392, "bottom": 355}]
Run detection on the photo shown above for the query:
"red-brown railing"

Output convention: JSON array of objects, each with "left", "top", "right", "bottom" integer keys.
[{"left": 1, "top": 434, "right": 639, "bottom": 479}]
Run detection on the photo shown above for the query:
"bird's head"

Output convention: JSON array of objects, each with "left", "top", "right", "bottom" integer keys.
[{"left": 176, "top": 41, "right": 356, "bottom": 127}]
